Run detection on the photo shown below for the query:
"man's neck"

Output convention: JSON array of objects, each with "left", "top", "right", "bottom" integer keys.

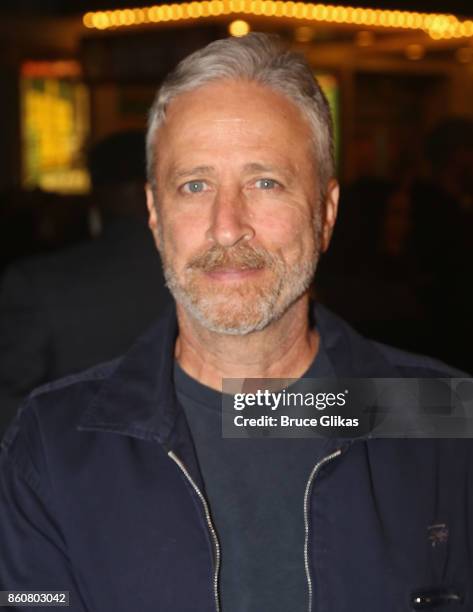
[{"left": 174, "top": 296, "right": 319, "bottom": 391}]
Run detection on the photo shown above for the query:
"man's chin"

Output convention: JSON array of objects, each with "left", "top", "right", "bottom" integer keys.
[{"left": 184, "top": 299, "right": 276, "bottom": 335}]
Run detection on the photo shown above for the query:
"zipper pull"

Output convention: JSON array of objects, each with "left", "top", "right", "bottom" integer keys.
[{"left": 411, "top": 588, "right": 463, "bottom": 609}]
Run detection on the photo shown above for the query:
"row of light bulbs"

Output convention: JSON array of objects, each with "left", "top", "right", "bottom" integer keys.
[
  {"left": 235, "top": 21, "right": 472, "bottom": 61},
  {"left": 82, "top": 2, "right": 473, "bottom": 40}
]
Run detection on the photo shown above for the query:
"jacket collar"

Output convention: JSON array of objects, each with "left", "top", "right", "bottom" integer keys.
[
  {"left": 316, "top": 304, "right": 397, "bottom": 378},
  {"left": 78, "top": 303, "right": 180, "bottom": 447},
  {"left": 78, "top": 301, "right": 399, "bottom": 447}
]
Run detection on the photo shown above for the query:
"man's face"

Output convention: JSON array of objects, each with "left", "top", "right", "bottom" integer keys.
[{"left": 147, "top": 79, "right": 338, "bottom": 334}]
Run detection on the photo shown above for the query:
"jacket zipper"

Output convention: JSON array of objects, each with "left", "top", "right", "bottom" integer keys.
[
  {"left": 304, "top": 448, "right": 342, "bottom": 612},
  {"left": 168, "top": 450, "right": 221, "bottom": 612}
]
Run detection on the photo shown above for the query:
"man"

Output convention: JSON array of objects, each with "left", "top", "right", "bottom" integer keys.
[{"left": 0, "top": 33, "right": 471, "bottom": 612}]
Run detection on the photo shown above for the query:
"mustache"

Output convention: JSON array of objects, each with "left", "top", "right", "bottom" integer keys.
[{"left": 186, "top": 243, "right": 277, "bottom": 272}]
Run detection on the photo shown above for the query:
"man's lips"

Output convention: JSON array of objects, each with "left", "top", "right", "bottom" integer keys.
[{"left": 203, "top": 267, "right": 264, "bottom": 280}]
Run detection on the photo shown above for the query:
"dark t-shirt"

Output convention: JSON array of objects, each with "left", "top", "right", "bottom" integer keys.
[{"left": 174, "top": 339, "right": 335, "bottom": 612}]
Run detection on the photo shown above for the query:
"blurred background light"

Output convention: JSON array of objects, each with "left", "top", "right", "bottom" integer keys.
[
  {"left": 81, "top": 3, "right": 473, "bottom": 38},
  {"left": 228, "top": 19, "right": 250, "bottom": 36},
  {"left": 456, "top": 46, "right": 473, "bottom": 63},
  {"left": 405, "top": 43, "right": 425, "bottom": 60},
  {"left": 355, "top": 30, "right": 375, "bottom": 47},
  {"left": 294, "top": 25, "right": 314, "bottom": 43}
]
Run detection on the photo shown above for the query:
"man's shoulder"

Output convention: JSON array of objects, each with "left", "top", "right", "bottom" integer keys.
[
  {"left": 316, "top": 303, "right": 469, "bottom": 378},
  {"left": 1, "top": 358, "right": 121, "bottom": 454},
  {"left": 370, "top": 340, "right": 469, "bottom": 378},
  {"left": 1, "top": 306, "right": 176, "bottom": 461},
  {"left": 30, "top": 357, "right": 121, "bottom": 400}
]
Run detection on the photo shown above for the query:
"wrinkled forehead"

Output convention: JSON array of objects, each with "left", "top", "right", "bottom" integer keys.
[{"left": 154, "top": 79, "right": 316, "bottom": 168}]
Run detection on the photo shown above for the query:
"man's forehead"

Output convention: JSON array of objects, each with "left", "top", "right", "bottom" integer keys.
[
  {"left": 152, "top": 79, "right": 317, "bottom": 183},
  {"left": 163, "top": 79, "right": 306, "bottom": 122},
  {"left": 157, "top": 88, "right": 311, "bottom": 149}
]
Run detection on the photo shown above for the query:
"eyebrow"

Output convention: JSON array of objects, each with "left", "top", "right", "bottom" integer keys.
[
  {"left": 242, "top": 162, "right": 280, "bottom": 174},
  {"left": 169, "top": 161, "right": 295, "bottom": 182},
  {"left": 243, "top": 162, "right": 296, "bottom": 184},
  {"left": 171, "top": 166, "right": 215, "bottom": 181}
]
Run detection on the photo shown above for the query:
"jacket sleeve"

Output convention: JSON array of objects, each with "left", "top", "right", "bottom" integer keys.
[
  {"left": 0, "top": 407, "right": 88, "bottom": 612},
  {"left": 0, "top": 264, "right": 50, "bottom": 437}
]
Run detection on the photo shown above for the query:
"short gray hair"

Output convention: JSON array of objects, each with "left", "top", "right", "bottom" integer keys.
[{"left": 146, "top": 32, "right": 334, "bottom": 193}]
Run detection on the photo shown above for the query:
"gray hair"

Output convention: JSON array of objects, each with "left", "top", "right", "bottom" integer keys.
[{"left": 146, "top": 32, "right": 334, "bottom": 194}]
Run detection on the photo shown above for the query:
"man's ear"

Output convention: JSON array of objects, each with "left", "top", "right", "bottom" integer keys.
[
  {"left": 145, "top": 183, "right": 162, "bottom": 250},
  {"left": 320, "top": 179, "right": 339, "bottom": 253}
]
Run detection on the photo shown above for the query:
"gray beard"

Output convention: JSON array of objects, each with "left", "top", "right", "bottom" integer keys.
[
  {"left": 157, "top": 205, "right": 322, "bottom": 335},
  {"left": 162, "top": 249, "right": 320, "bottom": 336}
]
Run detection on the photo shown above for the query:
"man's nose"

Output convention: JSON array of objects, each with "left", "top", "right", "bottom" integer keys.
[{"left": 206, "top": 188, "right": 255, "bottom": 247}]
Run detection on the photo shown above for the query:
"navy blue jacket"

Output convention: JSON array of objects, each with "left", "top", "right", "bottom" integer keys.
[{"left": 1, "top": 304, "right": 472, "bottom": 611}]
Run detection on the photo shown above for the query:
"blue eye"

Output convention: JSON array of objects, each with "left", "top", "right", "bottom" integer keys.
[
  {"left": 183, "top": 181, "right": 206, "bottom": 194},
  {"left": 255, "top": 178, "right": 279, "bottom": 190}
]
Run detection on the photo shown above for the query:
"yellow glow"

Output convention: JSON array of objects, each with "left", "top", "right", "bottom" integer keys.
[
  {"left": 133, "top": 8, "right": 145, "bottom": 23},
  {"left": 295, "top": 3, "right": 307, "bottom": 19},
  {"left": 148, "top": 6, "right": 160, "bottom": 21},
  {"left": 209, "top": 0, "right": 222, "bottom": 15},
  {"left": 228, "top": 19, "right": 250, "bottom": 36},
  {"left": 294, "top": 25, "right": 314, "bottom": 42},
  {"left": 340, "top": 7, "right": 349, "bottom": 23},
  {"left": 351, "top": 8, "right": 362, "bottom": 24},
  {"left": 261, "top": 1, "right": 270, "bottom": 16},
  {"left": 456, "top": 47, "right": 473, "bottom": 63},
  {"left": 170, "top": 4, "right": 182, "bottom": 19},
  {"left": 393, "top": 10, "right": 402, "bottom": 27},
  {"left": 123, "top": 8, "right": 135, "bottom": 24},
  {"left": 412, "top": 13, "right": 423, "bottom": 28},
  {"left": 377, "top": 10, "right": 387, "bottom": 26},
  {"left": 284, "top": 1, "right": 296, "bottom": 17},
  {"left": 274, "top": 1, "right": 285, "bottom": 17},
  {"left": 462, "top": 21, "right": 473, "bottom": 36},
  {"left": 199, "top": 1, "right": 210, "bottom": 16},
  {"left": 22, "top": 77, "right": 90, "bottom": 194},
  {"left": 251, "top": 0, "right": 262, "bottom": 15},
  {"left": 405, "top": 43, "right": 425, "bottom": 60},
  {"left": 425, "top": 14, "right": 472, "bottom": 39},
  {"left": 82, "top": 1, "right": 473, "bottom": 39},
  {"left": 355, "top": 30, "right": 374, "bottom": 47},
  {"left": 190, "top": 1, "right": 203, "bottom": 16},
  {"left": 92, "top": 12, "right": 109, "bottom": 29},
  {"left": 107, "top": 11, "right": 118, "bottom": 26},
  {"left": 83, "top": 12, "right": 94, "bottom": 28},
  {"left": 235, "top": 0, "right": 244, "bottom": 10}
]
